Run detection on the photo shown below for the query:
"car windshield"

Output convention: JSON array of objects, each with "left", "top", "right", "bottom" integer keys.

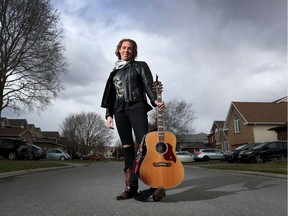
[
  {"left": 235, "top": 145, "right": 247, "bottom": 150},
  {"left": 249, "top": 143, "right": 261, "bottom": 148},
  {"left": 252, "top": 143, "right": 266, "bottom": 149}
]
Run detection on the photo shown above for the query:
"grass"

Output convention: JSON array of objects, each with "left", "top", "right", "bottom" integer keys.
[
  {"left": 0, "top": 158, "right": 287, "bottom": 175},
  {"left": 0, "top": 158, "right": 108, "bottom": 173},
  {"left": 190, "top": 160, "right": 287, "bottom": 175},
  {"left": 0, "top": 160, "right": 69, "bottom": 173}
]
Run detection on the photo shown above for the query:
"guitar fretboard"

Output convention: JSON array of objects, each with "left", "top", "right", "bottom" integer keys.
[{"left": 157, "top": 92, "right": 164, "bottom": 142}]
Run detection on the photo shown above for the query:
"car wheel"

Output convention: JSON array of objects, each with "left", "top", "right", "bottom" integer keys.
[
  {"left": 26, "top": 152, "right": 34, "bottom": 160},
  {"left": 203, "top": 156, "right": 210, "bottom": 161},
  {"left": 8, "top": 152, "right": 17, "bottom": 160},
  {"left": 254, "top": 155, "right": 264, "bottom": 163},
  {"left": 60, "top": 156, "right": 66, "bottom": 161}
]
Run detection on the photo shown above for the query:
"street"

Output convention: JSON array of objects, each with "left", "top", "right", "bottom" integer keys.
[{"left": 0, "top": 162, "right": 287, "bottom": 216}]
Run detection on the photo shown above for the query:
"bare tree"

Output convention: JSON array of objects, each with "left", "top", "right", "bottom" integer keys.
[
  {"left": 0, "top": 0, "right": 67, "bottom": 115},
  {"left": 149, "top": 98, "right": 196, "bottom": 135},
  {"left": 61, "top": 112, "right": 113, "bottom": 155}
]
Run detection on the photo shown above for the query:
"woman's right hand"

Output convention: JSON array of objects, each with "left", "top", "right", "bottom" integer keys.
[{"left": 106, "top": 116, "right": 114, "bottom": 129}]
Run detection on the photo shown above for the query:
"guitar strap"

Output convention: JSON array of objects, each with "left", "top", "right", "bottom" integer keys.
[
  {"left": 133, "top": 133, "right": 147, "bottom": 175},
  {"left": 134, "top": 126, "right": 158, "bottom": 175}
]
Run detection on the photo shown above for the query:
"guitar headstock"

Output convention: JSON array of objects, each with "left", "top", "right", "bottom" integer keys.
[{"left": 152, "top": 74, "right": 163, "bottom": 94}]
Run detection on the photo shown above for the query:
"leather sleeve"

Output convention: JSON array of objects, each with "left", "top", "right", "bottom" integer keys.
[{"left": 140, "top": 62, "right": 157, "bottom": 107}]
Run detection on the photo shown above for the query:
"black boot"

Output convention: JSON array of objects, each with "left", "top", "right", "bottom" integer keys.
[
  {"left": 152, "top": 186, "right": 166, "bottom": 201},
  {"left": 130, "top": 171, "right": 139, "bottom": 198},
  {"left": 116, "top": 167, "right": 138, "bottom": 200},
  {"left": 135, "top": 187, "right": 166, "bottom": 202},
  {"left": 134, "top": 187, "right": 155, "bottom": 201}
]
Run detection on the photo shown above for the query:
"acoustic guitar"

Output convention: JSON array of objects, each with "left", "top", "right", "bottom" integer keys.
[{"left": 139, "top": 75, "right": 184, "bottom": 188}]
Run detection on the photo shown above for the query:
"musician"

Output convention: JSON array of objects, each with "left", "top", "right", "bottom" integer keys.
[{"left": 101, "top": 38, "right": 166, "bottom": 201}]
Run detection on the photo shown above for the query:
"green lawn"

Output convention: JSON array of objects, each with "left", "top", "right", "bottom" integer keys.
[
  {"left": 190, "top": 161, "right": 287, "bottom": 175},
  {"left": 0, "top": 160, "right": 69, "bottom": 172},
  {"left": 0, "top": 158, "right": 110, "bottom": 173}
]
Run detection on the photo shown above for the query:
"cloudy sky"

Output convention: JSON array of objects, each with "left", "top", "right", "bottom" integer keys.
[{"left": 3, "top": 0, "right": 287, "bottom": 136}]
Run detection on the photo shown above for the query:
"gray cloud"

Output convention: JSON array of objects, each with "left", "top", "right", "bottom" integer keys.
[{"left": 3, "top": 0, "right": 286, "bottom": 135}]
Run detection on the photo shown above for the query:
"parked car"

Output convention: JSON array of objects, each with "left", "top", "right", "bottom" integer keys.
[
  {"left": 0, "top": 139, "right": 32, "bottom": 160},
  {"left": 193, "top": 149, "right": 224, "bottom": 161},
  {"left": 74, "top": 152, "right": 87, "bottom": 160},
  {"left": 222, "top": 151, "right": 233, "bottom": 161},
  {"left": 226, "top": 143, "right": 262, "bottom": 163},
  {"left": 28, "top": 144, "right": 46, "bottom": 160},
  {"left": 176, "top": 151, "right": 194, "bottom": 163},
  {"left": 47, "top": 149, "right": 71, "bottom": 160},
  {"left": 242, "top": 141, "right": 287, "bottom": 163},
  {"left": 86, "top": 155, "right": 100, "bottom": 161}
]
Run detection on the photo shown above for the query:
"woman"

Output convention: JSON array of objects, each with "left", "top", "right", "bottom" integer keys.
[{"left": 101, "top": 38, "right": 166, "bottom": 201}]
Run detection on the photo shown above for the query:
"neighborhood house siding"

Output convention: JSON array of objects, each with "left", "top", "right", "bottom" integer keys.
[{"left": 253, "top": 126, "right": 278, "bottom": 143}]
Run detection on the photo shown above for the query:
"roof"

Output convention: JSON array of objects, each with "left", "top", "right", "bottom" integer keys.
[
  {"left": 5, "top": 119, "right": 27, "bottom": 127},
  {"left": 178, "top": 133, "right": 208, "bottom": 142},
  {"left": 209, "top": 120, "right": 225, "bottom": 134},
  {"left": 42, "top": 131, "right": 60, "bottom": 138},
  {"left": 215, "top": 121, "right": 225, "bottom": 127},
  {"left": 232, "top": 101, "right": 287, "bottom": 124},
  {"left": 0, "top": 128, "right": 28, "bottom": 136}
]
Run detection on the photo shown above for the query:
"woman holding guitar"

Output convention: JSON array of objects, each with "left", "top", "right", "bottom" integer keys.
[{"left": 101, "top": 38, "right": 165, "bottom": 201}]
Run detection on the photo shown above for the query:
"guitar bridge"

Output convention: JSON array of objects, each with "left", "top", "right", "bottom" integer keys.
[{"left": 153, "top": 162, "right": 172, "bottom": 167}]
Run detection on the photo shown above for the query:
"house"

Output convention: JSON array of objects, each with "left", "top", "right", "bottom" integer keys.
[
  {"left": 178, "top": 133, "right": 211, "bottom": 153},
  {"left": 0, "top": 117, "right": 66, "bottom": 150},
  {"left": 207, "top": 121, "right": 225, "bottom": 149},
  {"left": 213, "top": 97, "right": 287, "bottom": 151},
  {"left": 0, "top": 127, "right": 34, "bottom": 143},
  {"left": 33, "top": 131, "right": 66, "bottom": 150}
]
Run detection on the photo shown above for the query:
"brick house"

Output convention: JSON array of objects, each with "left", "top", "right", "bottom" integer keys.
[
  {"left": 207, "top": 121, "right": 225, "bottom": 149},
  {"left": 212, "top": 97, "right": 287, "bottom": 151},
  {"left": 0, "top": 117, "right": 66, "bottom": 150}
]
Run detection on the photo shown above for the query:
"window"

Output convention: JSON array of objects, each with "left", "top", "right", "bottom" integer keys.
[
  {"left": 234, "top": 115, "right": 241, "bottom": 133},
  {"left": 215, "top": 128, "right": 220, "bottom": 142},
  {"left": 223, "top": 141, "right": 229, "bottom": 151},
  {"left": 266, "top": 143, "right": 277, "bottom": 149}
]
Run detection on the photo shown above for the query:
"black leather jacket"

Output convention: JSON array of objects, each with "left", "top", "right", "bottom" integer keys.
[{"left": 101, "top": 61, "right": 157, "bottom": 118}]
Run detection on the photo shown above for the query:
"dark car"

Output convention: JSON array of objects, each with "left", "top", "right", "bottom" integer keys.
[
  {"left": 28, "top": 144, "right": 46, "bottom": 160},
  {"left": 226, "top": 143, "right": 261, "bottom": 163},
  {"left": 74, "top": 152, "right": 87, "bottom": 160},
  {"left": 0, "top": 139, "right": 32, "bottom": 160},
  {"left": 242, "top": 141, "right": 287, "bottom": 163}
]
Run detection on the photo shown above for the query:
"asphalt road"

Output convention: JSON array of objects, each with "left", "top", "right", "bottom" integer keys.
[{"left": 0, "top": 162, "right": 287, "bottom": 216}]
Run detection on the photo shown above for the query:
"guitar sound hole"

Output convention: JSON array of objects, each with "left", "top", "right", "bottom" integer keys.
[{"left": 156, "top": 142, "right": 167, "bottom": 153}]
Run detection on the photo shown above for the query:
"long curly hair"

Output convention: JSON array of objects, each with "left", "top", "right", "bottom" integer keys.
[{"left": 115, "top": 38, "right": 138, "bottom": 60}]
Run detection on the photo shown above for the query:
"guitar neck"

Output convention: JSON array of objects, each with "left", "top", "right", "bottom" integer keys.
[{"left": 157, "top": 91, "right": 164, "bottom": 142}]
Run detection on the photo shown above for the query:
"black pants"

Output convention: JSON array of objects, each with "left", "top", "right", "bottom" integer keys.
[{"left": 114, "top": 107, "right": 148, "bottom": 170}]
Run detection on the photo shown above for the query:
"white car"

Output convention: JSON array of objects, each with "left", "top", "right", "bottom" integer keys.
[
  {"left": 193, "top": 148, "right": 224, "bottom": 161},
  {"left": 176, "top": 151, "right": 194, "bottom": 163},
  {"left": 47, "top": 149, "right": 71, "bottom": 160}
]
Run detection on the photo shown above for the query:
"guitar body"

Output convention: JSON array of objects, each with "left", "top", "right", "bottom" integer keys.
[{"left": 139, "top": 131, "right": 185, "bottom": 188}]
